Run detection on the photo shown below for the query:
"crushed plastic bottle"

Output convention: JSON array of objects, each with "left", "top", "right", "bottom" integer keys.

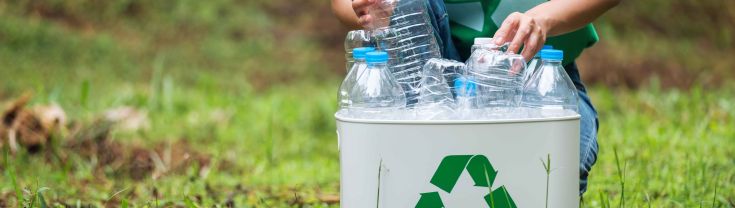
[
  {"left": 344, "top": 30, "right": 372, "bottom": 71},
  {"left": 520, "top": 49, "right": 579, "bottom": 117},
  {"left": 339, "top": 47, "right": 376, "bottom": 109},
  {"left": 454, "top": 75, "right": 479, "bottom": 118},
  {"left": 347, "top": 51, "right": 407, "bottom": 119},
  {"left": 469, "top": 38, "right": 507, "bottom": 53},
  {"left": 465, "top": 38, "right": 526, "bottom": 110},
  {"left": 414, "top": 58, "right": 465, "bottom": 120},
  {"left": 366, "top": 0, "right": 442, "bottom": 107}
]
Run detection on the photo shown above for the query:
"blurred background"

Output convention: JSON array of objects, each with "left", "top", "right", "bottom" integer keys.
[{"left": 0, "top": 0, "right": 733, "bottom": 207}]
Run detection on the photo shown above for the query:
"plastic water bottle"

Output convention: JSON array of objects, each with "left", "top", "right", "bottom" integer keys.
[
  {"left": 367, "top": 0, "right": 442, "bottom": 107},
  {"left": 348, "top": 51, "right": 407, "bottom": 118},
  {"left": 344, "top": 30, "right": 372, "bottom": 71},
  {"left": 339, "top": 47, "right": 376, "bottom": 109},
  {"left": 414, "top": 58, "right": 464, "bottom": 119},
  {"left": 465, "top": 38, "right": 526, "bottom": 110},
  {"left": 523, "top": 45, "right": 553, "bottom": 85},
  {"left": 469, "top": 38, "right": 507, "bottom": 53},
  {"left": 520, "top": 49, "right": 579, "bottom": 117},
  {"left": 454, "top": 76, "right": 479, "bottom": 118}
]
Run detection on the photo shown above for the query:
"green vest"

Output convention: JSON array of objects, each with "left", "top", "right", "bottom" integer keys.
[{"left": 444, "top": 0, "right": 598, "bottom": 65}]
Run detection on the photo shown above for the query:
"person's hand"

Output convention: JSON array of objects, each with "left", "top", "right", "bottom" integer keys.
[
  {"left": 352, "top": 0, "right": 392, "bottom": 29},
  {"left": 492, "top": 12, "right": 548, "bottom": 61},
  {"left": 353, "top": 0, "right": 378, "bottom": 28}
]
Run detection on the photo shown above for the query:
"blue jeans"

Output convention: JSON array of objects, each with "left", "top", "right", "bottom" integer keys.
[{"left": 426, "top": 0, "right": 600, "bottom": 195}]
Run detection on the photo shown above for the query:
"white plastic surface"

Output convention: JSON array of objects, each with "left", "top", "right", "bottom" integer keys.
[{"left": 336, "top": 115, "right": 580, "bottom": 208}]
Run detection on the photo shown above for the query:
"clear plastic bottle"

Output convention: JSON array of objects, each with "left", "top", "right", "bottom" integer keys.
[
  {"left": 344, "top": 30, "right": 372, "bottom": 71},
  {"left": 417, "top": 59, "right": 461, "bottom": 108},
  {"left": 339, "top": 47, "right": 376, "bottom": 109},
  {"left": 454, "top": 75, "right": 479, "bottom": 118},
  {"left": 414, "top": 58, "right": 464, "bottom": 119},
  {"left": 520, "top": 49, "right": 579, "bottom": 117},
  {"left": 348, "top": 51, "right": 407, "bottom": 118},
  {"left": 465, "top": 38, "right": 505, "bottom": 73},
  {"left": 465, "top": 38, "right": 526, "bottom": 110},
  {"left": 469, "top": 38, "right": 506, "bottom": 53},
  {"left": 523, "top": 45, "right": 553, "bottom": 85},
  {"left": 367, "top": 0, "right": 442, "bottom": 107}
]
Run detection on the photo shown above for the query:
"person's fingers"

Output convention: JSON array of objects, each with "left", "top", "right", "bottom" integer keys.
[
  {"left": 509, "top": 58, "right": 524, "bottom": 75},
  {"left": 520, "top": 26, "right": 543, "bottom": 61},
  {"left": 357, "top": 14, "right": 366, "bottom": 26},
  {"left": 507, "top": 18, "right": 533, "bottom": 54},
  {"left": 352, "top": 0, "right": 374, "bottom": 11},
  {"left": 354, "top": 0, "right": 374, "bottom": 19},
  {"left": 353, "top": 0, "right": 377, "bottom": 28},
  {"left": 358, "top": 14, "right": 373, "bottom": 28},
  {"left": 493, "top": 12, "right": 522, "bottom": 45},
  {"left": 356, "top": 8, "right": 367, "bottom": 16}
]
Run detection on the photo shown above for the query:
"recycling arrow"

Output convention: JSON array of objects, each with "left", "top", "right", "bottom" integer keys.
[
  {"left": 415, "top": 192, "right": 444, "bottom": 208},
  {"left": 415, "top": 155, "right": 517, "bottom": 208}
]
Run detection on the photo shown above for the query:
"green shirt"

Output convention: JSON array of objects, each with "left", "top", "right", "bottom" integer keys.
[{"left": 444, "top": 0, "right": 599, "bottom": 65}]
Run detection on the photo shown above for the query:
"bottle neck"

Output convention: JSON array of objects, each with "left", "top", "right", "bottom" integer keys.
[
  {"left": 367, "top": 62, "right": 388, "bottom": 68},
  {"left": 471, "top": 44, "right": 501, "bottom": 52},
  {"left": 541, "top": 59, "right": 562, "bottom": 65},
  {"left": 355, "top": 57, "right": 367, "bottom": 62}
]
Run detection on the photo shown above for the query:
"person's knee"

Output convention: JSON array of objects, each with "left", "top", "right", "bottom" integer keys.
[
  {"left": 577, "top": 90, "right": 599, "bottom": 180},
  {"left": 578, "top": 104, "right": 599, "bottom": 169}
]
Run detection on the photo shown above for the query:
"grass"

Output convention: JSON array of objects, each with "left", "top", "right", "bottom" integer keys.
[
  {"left": 541, "top": 154, "right": 551, "bottom": 208},
  {"left": 483, "top": 164, "right": 495, "bottom": 208},
  {"left": 1, "top": 57, "right": 734, "bottom": 207},
  {"left": 584, "top": 86, "right": 735, "bottom": 207},
  {"left": 612, "top": 148, "right": 626, "bottom": 208},
  {"left": 0, "top": 0, "right": 734, "bottom": 207}
]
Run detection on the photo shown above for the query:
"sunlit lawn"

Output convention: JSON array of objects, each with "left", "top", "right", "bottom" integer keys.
[
  {"left": 1, "top": 77, "right": 733, "bottom": 207},
  {"left": 1, "top": 0, "right": 733, "bottom": 206}
]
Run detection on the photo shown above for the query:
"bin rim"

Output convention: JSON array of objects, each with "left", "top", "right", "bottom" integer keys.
[{"left": 335, "top": 113, "right": 580, "bottom": 125}]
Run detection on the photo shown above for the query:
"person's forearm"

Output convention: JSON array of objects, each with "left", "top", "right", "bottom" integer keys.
[
  {"left": 526, "top": 0, "right": 621, "bottom": 36},
  {"left": 331, "top": 0, "right": 361, "bottom": 29}
]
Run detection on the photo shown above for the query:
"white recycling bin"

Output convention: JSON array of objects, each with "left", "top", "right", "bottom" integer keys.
[{"left": 336, "top": 114, "right": 580, "bottom": 208}]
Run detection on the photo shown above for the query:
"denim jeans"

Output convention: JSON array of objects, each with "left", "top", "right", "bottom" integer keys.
[{"left": 426, "top": 0, "right": 600, "bottom": 195}]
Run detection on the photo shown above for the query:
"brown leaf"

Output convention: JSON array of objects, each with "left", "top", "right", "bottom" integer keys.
[
  {"left": 2, "top": 93, "right": 53, "bottom": 153},
  {"left": 317, "top": 194, "right": 340, "bottom": 204},
  {"left": 32, "top": 103, "right": 67, "bottom": 133}
]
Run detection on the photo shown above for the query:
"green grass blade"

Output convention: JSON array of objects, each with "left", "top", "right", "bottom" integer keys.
[
  {"left": 613, "top": 148, "right": 626, "bottom": 208},
  {"left": 80, "top": 79, "right": 90, "bottom": 107},
  {"left": 184, "top": 196, "right": 199, "bottom": 208},
  {"left": 3, "top": 147, "right": 22, "bottom": 207},
  {"left": 484, "top": 164, "right": 495, "bottom": 208},
  {"left": 36, "top": 187, "right": 50, "bottom": 208},
  {"left": 711, "top": 174, "right": 719, "bottom": 208},
  {"left": 541, "top": 154, "right": 551, "bottom": 208},
  {"left": 376, "top": 159, "right": 382, "bottom": 208},
  {"left": 38, "top": 192, "right": 48, "bottom": 208}
]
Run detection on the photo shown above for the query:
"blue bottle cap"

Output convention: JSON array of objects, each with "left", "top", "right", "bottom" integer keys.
[
  {"left": 366, "top": 51, "right": 389, "bottom": 63},
  {"left": 533, "top": 45, "right": 554, "bottom": 57},
  {"left": 454, "top": 76, "right": 477, "bottom": 96},
  {"left": 540, "top": 49, "right": 564, "bottom": 61},
  {"left": 353, "top": 47, "right": 375, "bottom": 59}
]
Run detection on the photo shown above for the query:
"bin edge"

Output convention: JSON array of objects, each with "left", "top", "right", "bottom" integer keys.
[{"left": 334, "top": 113, "right": 581, "bottom": 125}]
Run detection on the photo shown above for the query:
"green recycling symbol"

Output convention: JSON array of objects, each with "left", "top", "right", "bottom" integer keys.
[{"left": 415, "top": 155, "right": 517, "bottom": 208}]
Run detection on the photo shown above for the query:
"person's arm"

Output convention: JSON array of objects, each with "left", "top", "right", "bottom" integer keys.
[
  {"left": 331, "top": 0, "right": 378, "bottom": 29},
  {"left": 493, "top": 0, "right": 621, "bottom": 61}
]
